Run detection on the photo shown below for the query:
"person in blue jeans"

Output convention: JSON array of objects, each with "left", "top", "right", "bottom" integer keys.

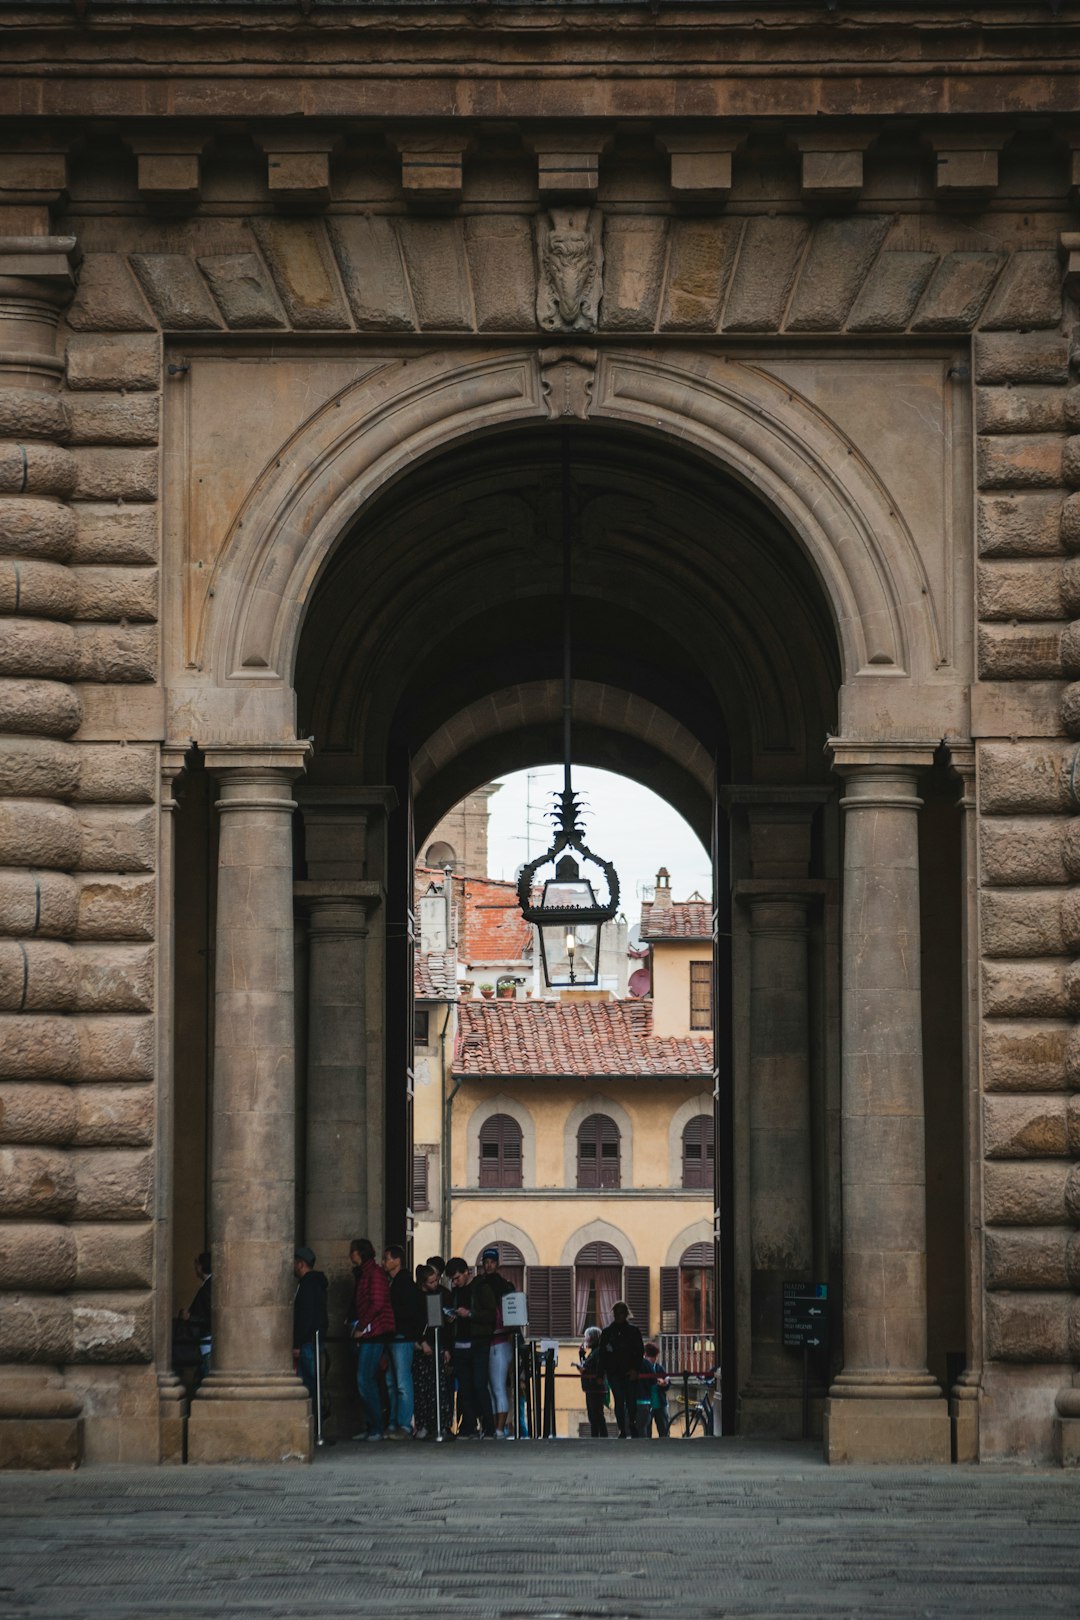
[
  {"left": 351, "top": 1237, "right": 395, "bottom": 1440},
  {"left": 383, "top": 1244, "right": 425, "bottom": 1438}
]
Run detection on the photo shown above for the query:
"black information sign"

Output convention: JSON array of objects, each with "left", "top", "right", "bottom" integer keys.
[{"left": 782, "top": 1282, "right": 828, "bottom": 1348}]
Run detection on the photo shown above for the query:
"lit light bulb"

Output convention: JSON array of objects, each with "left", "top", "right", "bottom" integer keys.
[{"left": 565, "top": 931, "right": 576, "bottom": 958}]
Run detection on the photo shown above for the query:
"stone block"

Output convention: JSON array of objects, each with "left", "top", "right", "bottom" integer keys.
[
  {"left": 0, "top": 676, "right": 80, "bottom": 738},
  {"left": 74, "top": 1085, "right": 153, "bottom": 1147},
  {"left": 0, "top": 495, "right": 76, "bottom": 561},
  {"left": 977, "top": 622, "right": 1063, "bottom": 678},
  {"left": 980, "top": 250, "right": 1062, "bottom": 331},
  {"left": 981, "top": 889, "right": 1067, "bottom": 957},
  {"left": 74, "top": 945, "right": 154, "bottom": 1013},
  {"left": 70, "top": 448, "right": 157, "bottom": 504},
  {"left": 723, "top": 217, "right": 810, "bottom": 333},
  {"left": 0, "top": 386, "right": 68, "bottom": 441},
  {"left": 0, "top": 557, "right": 77, "bottom": 620},
  {"left": 464, "top": 217, "right": 535, "bottom": 333},
  {"left": 72, "top": 743, "right": 156, "bottom": 805},
  {"left": 0, "top": 797, "right": 81, "bottom": 869},
  {"left": 978, "top": 493, "right": 1065, "bottom": 557},
  {"left": 981, "top": 959, "right": 1068, "bottom": 1018},
  {"left": 786, "top": 216, "right": 889, "bottom": 333},
  {"left": 983, "top": 1020, "right": 1071, "bottom": 1091},
  {"left": 197, "top": 254, "right": 287, "bottom": 330},
  {"left": 976, "top": 388, "right": 1066, "bottom": 436},
  {"left": 75, "top": 876, "right": 154, "bottom": 942},
  {"left": 130, "top": 255, "right": 224, "bottom": 331},
  {"left": 0, "top": 1292, "right": 72, "bottom": 1359},
  {"left": 0, "top": 1084, "right": 75, "bottom": 1144},
  {"left": 598, "top": 217, "right": 667, "bottom": 332},
  {"left": 1062, "top": 492, "right": 1080, "bottom": 552},
  {"left": 0, "top": 1222, "right": 76, "bottom": 1289},
  {"left": 74, "top": 1223, "right": 153, "bottom": 1289},
  {"left": 0, "top": 868, "right": 77, "bottom": 938},
  {"left": 986, "top": 1291, "right": 1073, "bottom": 1361},
  {"left": 397, "top": 219, "right": 473, "bottom": 332},
  {"left": 71, "top": 1291, "right": 153, "bottom": 1362},
  {"left": 0, "top": 440, "right": 76, "bottom": 499},
  {"left": 985, "top": 1227, "right": 1071, "bottom": 1290},
  {"left": 984, "top": 1161, "right": 1071, "bottom": 1225},
  {"left": 0, "top": 1417, "right": 82, "bottom": 1469},
  {"left": 249, "top": 219, "right": 351, "bottom": 330},
  {"left": 71, "top": 567, "right": 158, "bottom": 623},
  {"left": 824, "top": 1397, "right": 950, "bottom": 1464},
  {"left": 933, "top": 147, "right": 1000, "bottom": 195},
  {"left": 0, "top": 1147, "right": 76, "bottom": 1218},
  {"left": 0, "top": 1014, "right": 80, "bottom": 1080},
  {"left": 974, "top": 333, "right": 1070, "bottom": 387},
  {"left": 393, "top": 134, "right": 471, "bottom": 204},
  {"left": 0, "top": 736, "right": 80, "bottom": 799},
  {"left": 65, "top": 395, "right": 159, "bottom": 448},
  {"left": 77, "top": 807, "right": 155, "bottom": 873},
  {"left": 984, "top": 1093, "right": 1069, "bottom": 1158},
  {"left": 66, "top": 255, "right": 156, "bottom": 333},
  {"left": 659, "top": 219, "right": 741, "bottom": 331},
  {"left": 326, "top": 217, "right": 414, "bottom": 331},
  {"left": 76, "top": 1016, "right": 155, "bottom": 1081},
  {"left": 0, "top": 939, "right": 76, "bottom": 1011},
  {"left": 977, "top": 435, "right": 1065, "bottom": 490},
  {"left": 70, "top": 1149, "right": 153, "bottom": 1220},
  {"left": 64, "top": 334, "right": 160, "bottom": 393},
  {"left": 71, "top": 505, "right": 157, "bottom": 566},
  {"left": 913, "top": 252, "right": 1006, "bottom": 332},
  {"left": 846, "top": 250, "right": 936, "bottom": 332},
  {"left": 187, "top": 1398, "right": 312, "bottom": 1465},
  {"left": 979, "top": 743, "right": 1072, "bottom": 814},
  {"left": 74, "top": 624, "right": 156, "bottom": 683},
  {"left": 0, "top": 616, "right": 78, "bottom": 680}
]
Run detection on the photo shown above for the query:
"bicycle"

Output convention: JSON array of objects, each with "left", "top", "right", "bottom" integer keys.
[{"left": 666, "top": 1371, "right": 716, "bottom": 1437}]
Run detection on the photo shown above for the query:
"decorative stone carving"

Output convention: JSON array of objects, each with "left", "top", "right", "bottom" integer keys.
[
  {"left": 538, "top": 347, "right": 597, "bottom": 421},
  {"left": 534, "top": 209, "right": 603, "bottom": 334}
]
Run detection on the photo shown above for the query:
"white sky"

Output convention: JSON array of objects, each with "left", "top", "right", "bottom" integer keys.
[{"left": 483, "top": 765, "right": 711, "bottom": 929}]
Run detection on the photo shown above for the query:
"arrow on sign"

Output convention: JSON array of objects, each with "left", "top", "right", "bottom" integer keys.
[
  {"left": 805, "top": 1337, "right": 821, "bottom": 1347},
  {"left": 808, "top": 1308, "right": 822, "bottom": 1316}
]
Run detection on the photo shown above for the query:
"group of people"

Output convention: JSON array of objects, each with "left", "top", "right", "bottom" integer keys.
[
  {"left": 575, "top": 1304, "right": 671, "bottom": 1439},
  {"left": 348, "top": 1241, "right": 516, "bottom": 1440}
]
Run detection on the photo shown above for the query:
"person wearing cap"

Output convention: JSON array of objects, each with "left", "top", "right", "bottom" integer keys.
[
  {"left": 480, "top": 1246, "right": 514, "bottom": 1439},
  {"left": 292, "top": 1247, "right": 329, "bottom": 1407}
]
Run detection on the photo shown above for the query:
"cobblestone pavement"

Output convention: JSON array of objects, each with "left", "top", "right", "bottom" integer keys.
[{"left": 1, "top": 1439, "right": 1079, "bottom": 1619}]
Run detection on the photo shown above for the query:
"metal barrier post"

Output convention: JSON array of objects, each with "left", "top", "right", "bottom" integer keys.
[
  {"left": 434, "top": 1325, "right": 445, "bottom": 1443},
  {"left": 531, "top": 1343, "right": 541, "bottom": 1440},
  {"left": 543, "top": 1347, "right": 557, "bottom": 1439},
  {"left": 683, "top": 1370, "right": 691, "bottom": 1438},
  {"left": 314, "top": 1330, "right": 324, "bottom": 1448},
  {"left": 512, "top": 1335, "right": 520, "bottom": 1440}
]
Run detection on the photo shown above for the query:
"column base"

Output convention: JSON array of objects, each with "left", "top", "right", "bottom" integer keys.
[
  {"left": 187, "top": 1375, "right": 312, "bottom": 1465},
  {"left": 824, "top": 1396, "right": 951, "bottom": 1464},
  {"left": 950, "top": 1379, "right": 980, "bottom": 1464},
  {"left": 1054, "top": 1384, "right": 1080, "bottom": 1466},
  {"left": 157, "top": 1372, "right": 187, "bottom": 1465},
  {"left": 0, "top": 1368, "right": 83, "bottom": 1470}
]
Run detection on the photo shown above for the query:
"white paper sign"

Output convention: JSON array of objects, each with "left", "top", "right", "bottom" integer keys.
[{"left": 501, "top": 1290, "right": 528, "bottom": 1327}]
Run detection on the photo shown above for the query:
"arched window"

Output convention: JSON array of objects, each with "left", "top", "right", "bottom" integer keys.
[
  {"left": 475, "top": 1240, "right": 525, "bottom": 1294},
  {"left": 574, "top": 1240, "right": 623, "bottom": 1334},
  {"left": 425, "top": 840, "right": 456, "bottom": 870},
  {"left": 576, "top": 1113, "right": 620, "bottom": 1189},
  {"left": 661, "top": 1240, "right": 716, "bottom": 1335},
  {"left": 681, "top": 1113, "right": 715, "bottom": 1190},
  {"left": 478, "top": 1113, "right": 523, "bottom": 1188}
]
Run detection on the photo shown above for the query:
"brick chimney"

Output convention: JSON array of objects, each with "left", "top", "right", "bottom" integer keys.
[{"left": 654, "top": 867, "right": 673, "bottom": 907}]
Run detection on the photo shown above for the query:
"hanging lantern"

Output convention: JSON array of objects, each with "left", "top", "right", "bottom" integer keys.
[{"left": 516, "top": 430, "right": 620, "bottom": 988}]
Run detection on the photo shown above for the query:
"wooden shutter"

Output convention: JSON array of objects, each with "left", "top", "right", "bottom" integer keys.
[
  {"left": 411, "top": 1150, "right": 429, "bottom": 1213},
  {"left": 577, "top": 1113, "right": 620, "bottom": 1189},
  {"left": 690, "top": 960, "right": 712, "bottom": 1029},
  {"left": 479, "top": 1113, "right": 523, "bottom": 1188},
  {"left": 575, "top": 1241, "right": 621, "bottom": 1266},
  {"left": 623, "top": 1265, "right": 650, "bottom": 1336},
  {"left": 660, "top": 1266, "right": 679, "bottom": 1333},
  {"left": 682, "top": 1113, "right": 715, "bottom": 1189},
  {"left": 525, "top": 1265, "right": 574, "bottom": 1337}
]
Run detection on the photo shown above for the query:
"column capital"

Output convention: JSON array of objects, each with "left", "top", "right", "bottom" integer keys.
[
  {"left": 203, "top": 742, "right": 311, "bottom": 777},
  {"left": 294, "top": 883, "right": 383, "bottom": 934},
  {"left": 827, "top": 738, "right": 938, "bottom": 776}
]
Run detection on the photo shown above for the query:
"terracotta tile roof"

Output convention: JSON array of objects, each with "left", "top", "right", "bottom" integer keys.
[
  {"left": 459, "top": 876, "right": 531, "bottom": 965},
  {"left": 640, "top": 899, "right": 712, "bottom": 942},
  {"left": 415, "top": 951, "right": 457, "bottom": 1000},
  {"left": 455, "top": 999, "right": 712, "bottom": 1077}
]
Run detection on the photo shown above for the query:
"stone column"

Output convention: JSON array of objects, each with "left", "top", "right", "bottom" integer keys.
[
  {"left": 950, "top": 747, "right": 982, "bottom": 1461},
  {"left": 187, "top": 748, "right": 312, "bottom": 1465},
  {"left": 739, "top": 893, "right": 815, "bottom": 1436},
  {"left": 155, "top": 752, "right": 186, "bottom": 1462},
  {"left": 824, "top": 752, "right": 950, "bottom": 1463}
]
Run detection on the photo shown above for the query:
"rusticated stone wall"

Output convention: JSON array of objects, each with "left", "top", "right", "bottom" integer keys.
[
  {"left": 0, "top": 244, "right": 165, "bottom": 1463},
  {"left": 974, "top": 313, "right": 1080, "bottom": 1458}
]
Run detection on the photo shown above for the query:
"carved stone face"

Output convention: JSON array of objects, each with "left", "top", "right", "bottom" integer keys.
[{"left": 547, "top": 228, "right": 595, "bottom": 325}]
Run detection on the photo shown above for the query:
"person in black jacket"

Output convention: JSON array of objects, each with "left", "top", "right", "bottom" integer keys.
[
  {"left": 447, "top": 1258, "right": 496, "bottom": 1438},
  {"left": 598, "top": 1300, "right": 644, "bottom": 1438},
  {"left": 292, "top": 1247, "right": 329, "bottom": 1405},
  {"left": 383, "top": 1245, "right": 425, "bottom": 1437}
]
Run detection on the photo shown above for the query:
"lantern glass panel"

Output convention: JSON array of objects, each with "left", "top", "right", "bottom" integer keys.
[{"left": 538, "top": 919, "right": 601, "bottom": 987}]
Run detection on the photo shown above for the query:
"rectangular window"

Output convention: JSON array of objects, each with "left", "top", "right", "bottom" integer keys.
[
  {"left": 411, "top": 1151, "right": 429, "bottom": 1213},
  {"left": 413, "top": 1009, "right": 429, "bottom": 1047},
  {"left": 690, "top": 961, "right": 712, "bottom": 1030}
]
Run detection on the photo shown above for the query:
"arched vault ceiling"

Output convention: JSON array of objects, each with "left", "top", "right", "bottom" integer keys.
[{"left": 296, "top": 423, "right": 840, "bottom": 788}]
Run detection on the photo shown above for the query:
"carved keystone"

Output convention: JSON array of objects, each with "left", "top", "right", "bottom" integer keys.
[
  {"left": 539, "top": 347, "right": 598, "bottom": 421},
  {"left": 535, "top": 209, "right": 603, "bottom": 334},
  {"left": 656, "top": 133, "right": 746, "bottom": 203}
]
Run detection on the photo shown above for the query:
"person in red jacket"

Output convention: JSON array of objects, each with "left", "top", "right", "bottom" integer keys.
[{"left": 350, "top": 1236, "right": 394, "bottom": 1440}]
